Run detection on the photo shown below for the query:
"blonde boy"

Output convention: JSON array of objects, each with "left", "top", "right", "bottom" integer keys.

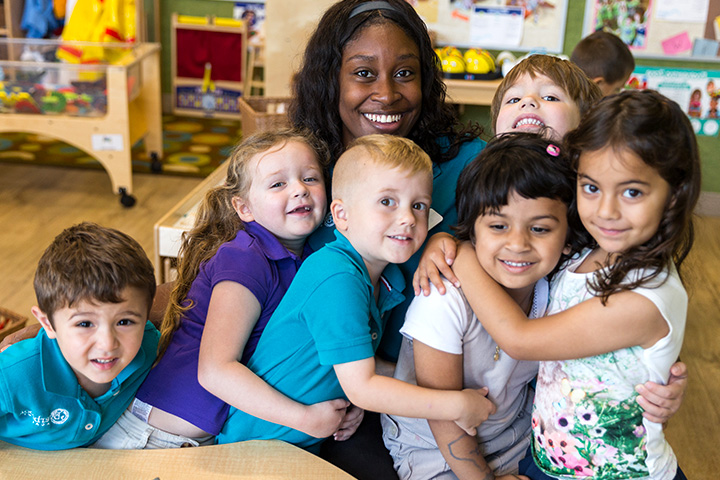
[
  {"left": 0, "top": 223, "right": 159, "bottom": 450},
  {"left": 217, "top": 135, "right": 493, "bottom": 452}
]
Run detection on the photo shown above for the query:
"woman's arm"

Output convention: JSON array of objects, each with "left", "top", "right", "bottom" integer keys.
[
  {"left": 198, "top": 281, "right": 349, "bottom": 438},
  {"left": 452, "top": 242, "right": 668, "bottom": 361},
  {"left": 413, "top": 340, "right": 500, "bottom": 480},
  {"left": 413, "top": 232, "right": 460, "bottom": 296},
  {"left": 333, "top": 356, "right": 494, "bottom": 436}
]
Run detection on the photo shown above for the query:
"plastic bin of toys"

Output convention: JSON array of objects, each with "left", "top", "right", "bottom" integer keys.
[{"left": 0, "top": 38, "right": 144, "bottom": 117}]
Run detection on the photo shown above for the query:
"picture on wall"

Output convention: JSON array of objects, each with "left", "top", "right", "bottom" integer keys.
[
  {"left": 588, "top": 0, "right": 652, "bottom": 50},
  {"left": 629, "top": 66, "right": 720, "bottom": 136}
]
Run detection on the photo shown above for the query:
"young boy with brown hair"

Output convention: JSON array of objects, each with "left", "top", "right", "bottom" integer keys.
[
  {"left": 491, "top": 54, "right": 603, "bottom": 138},
  {"left": 571, "top": 31, "right": 635, "bottom": 96},
  {"left": 0, "top": 222, "right": 159, "bottom": 450}
]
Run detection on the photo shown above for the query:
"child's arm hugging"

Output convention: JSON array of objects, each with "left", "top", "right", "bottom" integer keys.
[
  {"left": 198, "top": 280, "right": 350, "bottom": 438},
  {"left": 333, "top": 355, "right": 494, "bottom": 436},
  {"left": 413, "top": 340, "right": 529, "bottom": 480}
]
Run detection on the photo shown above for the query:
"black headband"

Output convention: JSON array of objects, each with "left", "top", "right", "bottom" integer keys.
[{"left": 349, "top": 1, "right": 399, "bottom": 18}]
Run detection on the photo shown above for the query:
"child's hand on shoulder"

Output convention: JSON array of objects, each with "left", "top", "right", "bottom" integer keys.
[
  {"left": 413, "top": 232, "right": 460, "bottom": 296},
  {"left": 300, "top": 398, "right": 351, "bottom": 438},
  {"left": 331, "top": 404, "right": 364, "bottom": 442},
  {"left": 454, "top": 386, "right": 496, "bottom": 436}
]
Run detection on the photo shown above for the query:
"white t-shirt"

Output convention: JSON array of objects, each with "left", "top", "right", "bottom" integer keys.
[{"left": 386, "top": 276, "right": 548, "bottom": 475}]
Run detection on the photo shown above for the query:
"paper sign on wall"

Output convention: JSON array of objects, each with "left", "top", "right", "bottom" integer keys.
[{"left": 470, "top": 6, "right": 524, "bottom": 48}]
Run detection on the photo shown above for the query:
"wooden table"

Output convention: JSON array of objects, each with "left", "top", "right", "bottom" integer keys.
[{"left": 0, "top": 439, "right": 356, "bottom": 479}]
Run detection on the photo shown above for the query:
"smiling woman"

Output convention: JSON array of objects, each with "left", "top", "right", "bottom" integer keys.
[
  {"left": 288, "top": 0, "right": 486, "bottom": 478},
  {"left": 292, "top": 0, "right": 485, "bottom": 366}
]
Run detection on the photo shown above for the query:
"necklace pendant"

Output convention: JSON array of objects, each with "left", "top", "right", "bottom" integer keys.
[{"left": 494, "top": 345, "right": 500, "bottom": 361}]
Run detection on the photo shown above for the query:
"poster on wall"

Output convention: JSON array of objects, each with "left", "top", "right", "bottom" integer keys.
[
  {"left": 233, "top": 2, "right": 266, "bottom": 36},
  {"left": 411, "top": 0, "right": 568, "bottom": 52},
  {"left": 583, "top": 0, "right": 720, "bottom": 60},
  {"left": 629, "top": 66, "right": 720, "bottom": 136},
  {"left": 585, "top": 0, "right": 653, "bottom": 50}
]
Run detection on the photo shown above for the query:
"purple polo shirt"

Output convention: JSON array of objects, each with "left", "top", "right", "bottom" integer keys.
[{"left": 135, "top": 221, "right": 311, "bottom": 435}]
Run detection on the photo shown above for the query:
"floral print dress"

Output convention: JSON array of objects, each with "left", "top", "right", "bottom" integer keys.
[{"left": 530, "top": 250, "right": 686, "bottom": 480}]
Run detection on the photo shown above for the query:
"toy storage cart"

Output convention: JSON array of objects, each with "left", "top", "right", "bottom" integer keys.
[{"left": 0, "top": 38, "right": 163, "bottom": 207}]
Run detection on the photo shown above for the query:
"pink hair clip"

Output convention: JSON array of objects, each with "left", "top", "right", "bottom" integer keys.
[{"left": 547, "top": 144, "right": 560, "bottom": 157}]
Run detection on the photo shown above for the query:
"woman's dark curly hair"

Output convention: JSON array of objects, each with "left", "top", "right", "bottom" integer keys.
[
  {"left": 289, "top": 0, "right": 482, "bottom": 164},
  {"left": 565, "top": 89, "right": 702, "bottom": 302},
  {"left": 454, "top": 132, "right": 589, "bottom": 277}
]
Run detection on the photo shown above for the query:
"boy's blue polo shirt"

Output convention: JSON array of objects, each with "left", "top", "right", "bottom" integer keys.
[
  {"left": 308, "top": 136, "right": 486, "bottom": 361},
  {"left": 217, "top": 231, "right": 405, "bottom": 451},
  {"left": 0, "top": 321, "right": 159, "bottom": 450}
]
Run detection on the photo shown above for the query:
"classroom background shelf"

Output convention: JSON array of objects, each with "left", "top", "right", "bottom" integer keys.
[{"left": 0, "top": 38, "right": 163, "bottom": 206}]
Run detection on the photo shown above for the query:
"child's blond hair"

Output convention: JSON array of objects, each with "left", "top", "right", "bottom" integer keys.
[
  {"left": 158, "top": 128, "right": 330, "bottom": 359},
  {"left": 332, "top": 135, "right": 432, "bottom": 200},
  {"left": 491, "top": 54, "right": 602, "bottom": 130}
]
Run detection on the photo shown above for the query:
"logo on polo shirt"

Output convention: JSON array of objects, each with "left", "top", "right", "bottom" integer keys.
[
  {"left": 323, "top": 212, "right": 335, "bottom": 228},
  {"left": 50, "top": 408, "right": 70, "bottom": 425},
  {"left": 20, "top": 408, "right": 70, "bottom": 427}
]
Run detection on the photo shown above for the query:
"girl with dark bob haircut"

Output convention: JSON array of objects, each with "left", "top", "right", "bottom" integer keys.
[{"left": 454, "top": 131, "right": 589, "bottom": 268}]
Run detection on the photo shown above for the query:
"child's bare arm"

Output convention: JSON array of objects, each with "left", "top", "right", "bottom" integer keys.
[
  {"left": 414, "top": 340, "right": 499, "bottom": 480},
  {"left": 413, "top": 232, "right": 460, "bottom": 296},
  {"left": 453, "top": 241, "right": 686, "bottom": 424},
  {"left": 452, "top": 242, "right": 668, "bottom": 361},
  {"left": 333, "top": 356, "right": 495, "bottom": 436},
  {"left": 198, "top": 281, "right": 349, "bottom": 438}
]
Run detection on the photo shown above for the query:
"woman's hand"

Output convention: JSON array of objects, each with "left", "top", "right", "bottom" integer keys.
[
  {"left": 332, "top": 405, "right": 365, "bottom": 441},
  {"left": 636, "top": 361, "right": 688, "bottom": 424},
  {"left": 413, "top": 232, "right": 460, "bottom": 296}
]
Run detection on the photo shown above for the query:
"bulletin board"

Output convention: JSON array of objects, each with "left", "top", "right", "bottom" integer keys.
[
  {"left": 583, "top": 0, "right": 720, "bottom": 61},
  {"left": 413, "top": 0, "right": 569, "bottom": 53}
]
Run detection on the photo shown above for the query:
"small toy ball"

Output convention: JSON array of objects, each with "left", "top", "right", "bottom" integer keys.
[
  {"left": 441, "top": 53, "right": 465, "bottom": 74},
  {"left": 463, "top": 48, "right": 496, "bottom": 74}
]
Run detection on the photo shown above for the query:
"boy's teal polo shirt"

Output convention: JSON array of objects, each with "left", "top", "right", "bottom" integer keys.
[
  {"left": 308, "top": 136, "right": 486, "bottom": 362},
  {"left": 0, "top": 321, "right": 159, "bottom": 450},
  {"left": 218, "top": 231, "right": 405, "bottom": 452}
]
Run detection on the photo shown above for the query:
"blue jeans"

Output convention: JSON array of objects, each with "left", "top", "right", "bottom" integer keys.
[{"left": 518, "top": 448, "right": 688, "bottom": 480}]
